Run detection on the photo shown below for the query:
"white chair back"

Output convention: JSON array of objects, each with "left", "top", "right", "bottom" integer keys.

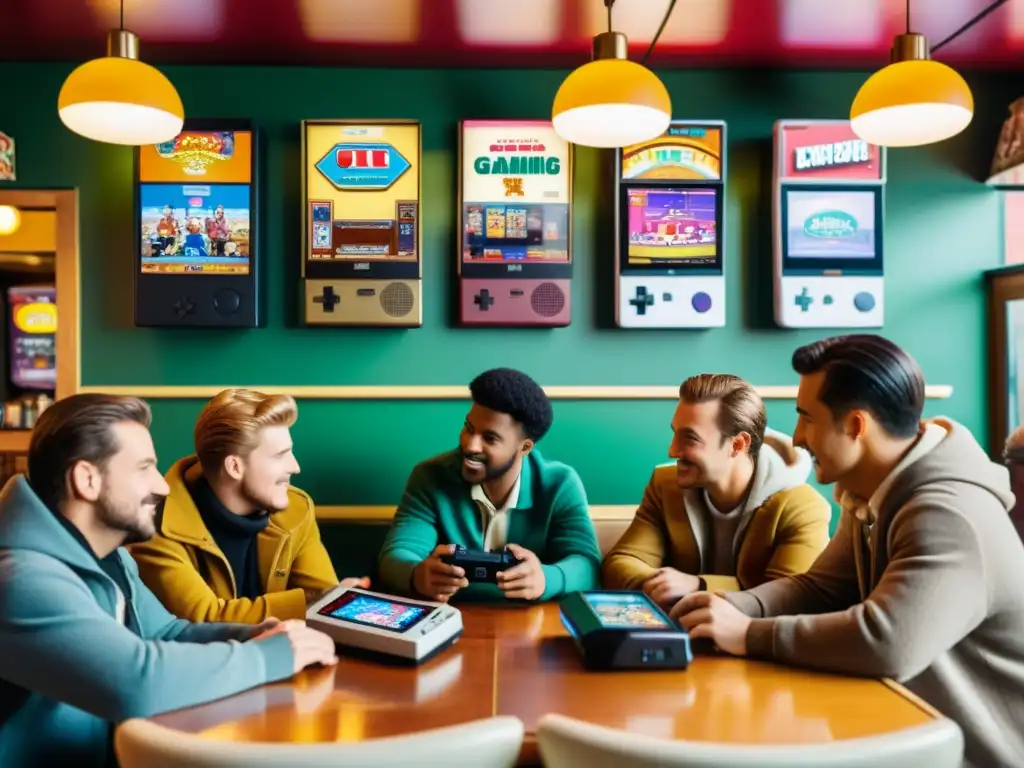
[
  {"left": 536, "top": 713, "right": 964, "bottom": 768},
  {"left": 115, "top": 715, "right": 524, "bottom": 768}
]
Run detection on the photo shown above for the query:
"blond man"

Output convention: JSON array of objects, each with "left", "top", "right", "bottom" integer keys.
[
  {"left": 602, "top": 373, "right": 831, "bottom": 607},
  {"left": 130, "top": 389, "right": 366, "bottom": 623}
]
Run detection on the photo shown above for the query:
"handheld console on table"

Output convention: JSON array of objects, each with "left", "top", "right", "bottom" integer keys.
[
  {"left": 440, "top": 545, "right": 522, "bottom": 583},
  {"left": 559, "top": 590, "right": 693, "bottom": 671},
  {"left": 306, "top": 587, "right": 462, "bottom": 665}
]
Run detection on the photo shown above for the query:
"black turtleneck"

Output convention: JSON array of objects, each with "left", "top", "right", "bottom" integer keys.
[
  {"left": 189, "top": 476, "right": 269, "bottom": 600},
  {"left": 49, "top": 509, "right": 138, "bottom": 634}
]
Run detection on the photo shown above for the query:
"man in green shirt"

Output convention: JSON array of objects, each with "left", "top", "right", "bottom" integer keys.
[{"left": 378, "top": 368, "right": 601, "bottom": 603}]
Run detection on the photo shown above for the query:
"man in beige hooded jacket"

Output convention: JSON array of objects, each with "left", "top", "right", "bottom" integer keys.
[{"left": 671, "top": 335, "right": 1024, "bottom": 768}]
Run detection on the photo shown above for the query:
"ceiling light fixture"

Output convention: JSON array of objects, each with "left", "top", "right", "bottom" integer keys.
[
  {"left": 58, "top": 0, "right": 184, "bottom": 146},
  {"left": 552, "top": 0, "right": 674, "bottom": 148},
  {"left": 850, "top": 0, "right": 1009, "bottom": 148}
]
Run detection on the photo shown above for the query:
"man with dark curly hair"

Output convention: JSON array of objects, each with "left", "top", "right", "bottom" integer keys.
[{"left": 377, "top": 368, "right": 601, "bottom": 603}]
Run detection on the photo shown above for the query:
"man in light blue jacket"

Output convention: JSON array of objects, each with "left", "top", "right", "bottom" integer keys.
[{"left": 0, "top": 394, "right": 338, "bottom": 767}]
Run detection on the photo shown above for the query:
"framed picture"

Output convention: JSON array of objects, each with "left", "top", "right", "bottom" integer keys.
[{"left": 986, "top": 264, "right": 1024, "bottom": 458}]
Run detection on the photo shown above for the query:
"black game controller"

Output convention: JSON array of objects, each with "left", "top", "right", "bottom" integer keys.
[{"left": 440, "top": 545, "right": 523, "bottom": 583}]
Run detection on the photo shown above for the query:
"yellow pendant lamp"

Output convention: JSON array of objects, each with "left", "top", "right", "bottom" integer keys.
[
  {"left": 57, "top": 4, "right": 183, "bottom": 146},
  {"left": 849, "top": 0, "right": 991, "bottom": 148},
  {"left": 0, "top": 206, "right": 21, "bottom": 237},
  {"left": 552, "top": 0, "right": 671, "bottom": 148}
]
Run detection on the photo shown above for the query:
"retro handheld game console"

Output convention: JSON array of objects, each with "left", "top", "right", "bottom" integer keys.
[
  {"left": 306, "top": 587, "right": 462, "bottom": 665},
  {"left": 559, "top": 590, "right": 693, "bottom": 671},
  {"left": 440, "top": 545, "right": 522, "bottom": 583},
  {"left": 772, "top": 119, "right": 886, "bottom": 328},
  {"left": 301, "top": 119, "right": 422, "bottom": 327},
  {"left": 614, "top": 120, "right": 727, "bottom": 329},
  {"left": 458, "top": 119, "right": 574, "bottom": 327},
  {"left": 134, "top": 118, "right": 262, "bottom": 327}
]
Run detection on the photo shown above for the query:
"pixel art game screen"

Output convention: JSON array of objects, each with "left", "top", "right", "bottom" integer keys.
[
  {"left": 626, "top": 188, "right": 718, "bottom": 264},
  {"left": 785, "top": 189, "right": 877, "bottom": 260},
  {"left": 462, "top": 203, "right": 568, "bottom": 262},
  {"left": 584, "top": 593, "right": 671, "bottom": 630},
  {"left": 461, "top": 120, "right": 570, "bottom": 263},
  {"left": 306, "top": 123, "right": 419, "bottom": 262},
  {"left": 319, "top": 592, "right": 430, "bottom": 634},
  {"left": 138, "top": 130, "right": 252, "bottom": 275}
]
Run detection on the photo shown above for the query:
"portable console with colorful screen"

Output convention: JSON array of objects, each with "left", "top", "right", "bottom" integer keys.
[
  {"left": 559, "top": 590, "right": 693, "bottom": 670},
  {"left": 306, "top": 587, "right": 462, "bottom": 665},
  {"left": 614, "top": 120, "right": 727, "bottom": 329}
]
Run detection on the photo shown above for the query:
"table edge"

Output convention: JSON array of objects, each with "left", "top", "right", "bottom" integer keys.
[{"left": 881, "top": 677, "right": 943, "bottom": 719}]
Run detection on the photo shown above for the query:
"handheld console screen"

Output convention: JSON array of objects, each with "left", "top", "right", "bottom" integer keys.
[
  {"left": 317, "top": 591, "right": 431, "bottom": 634},
  {"left": 584, "top": 591, "right": 672, "bottom": 630},
  {"left": 308, "top": 587, "right": 463, "bottom": 665},
  {"left": 623, "top": 186, "right": 719, "bottom": 267},
  {"left": 782, "top": 187, "right": 880, "bottom": 265},
  {"left": 138, "top": 129, "right": 253, "bottom": 276}
]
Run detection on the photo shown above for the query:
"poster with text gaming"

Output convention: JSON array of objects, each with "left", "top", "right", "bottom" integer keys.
[{"left": 460, "top": 120, "right": 572, "bottom": 263}]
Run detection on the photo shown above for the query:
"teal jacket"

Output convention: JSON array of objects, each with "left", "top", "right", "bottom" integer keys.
[
  {"left": 0, "top": 475, "right": 295, "bottom": 767},
  {"left": 378, "top": 448, "right": 601, "bottom": 601}
]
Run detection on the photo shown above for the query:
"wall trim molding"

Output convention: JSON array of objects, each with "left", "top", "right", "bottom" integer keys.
[
  {"left": 75, "top": 384, "right": 955, "bottom": 401},
  {"left": 316, "top": 505, "right": 637, "bottom": 523}
]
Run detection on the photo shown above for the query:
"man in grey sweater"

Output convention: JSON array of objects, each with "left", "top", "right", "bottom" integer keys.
[{"left": 671, "top": 334, "right": 1024, "bottom": 768}]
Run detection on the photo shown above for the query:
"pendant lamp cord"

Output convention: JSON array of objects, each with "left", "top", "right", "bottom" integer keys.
[
  {"left": 640, "top": 0, "right": 678, "bottom": 66},
  {"left": 932, "top": 0, "right": 1010, "bottom": 53}
]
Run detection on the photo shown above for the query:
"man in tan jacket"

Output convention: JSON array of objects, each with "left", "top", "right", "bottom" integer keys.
[
  {"left": 602, "top": 373, "right": 831, "bottom": 607},
  {"left": 672, "top": 335, "right": 1024, "bottom": 768}
]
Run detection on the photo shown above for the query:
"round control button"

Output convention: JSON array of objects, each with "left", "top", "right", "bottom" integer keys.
[
  {"left": 213, "top": 288, "right": 242, "bottom": 315},
  {"left": 691, "top": 292, "right": 712, "bottom": 313},
  {"left": 853, "top": 291, "right": 875, "bottom": 312}
]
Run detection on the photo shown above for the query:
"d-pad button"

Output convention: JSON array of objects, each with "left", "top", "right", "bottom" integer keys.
[
  {"left": 794, "top": 287, "right": 813, "bottom": 313},
  {"left": 172, "top": 296, "right": 196, "bottom": 319},
  {"left": 313, "top": 286, "right": 340, "bottom": 312},
  {"left": 474, "top": 289, "right": 495, "bottom": 311},
  {"left": 629, "top": 286, "right": 655, "bottom": 315}
]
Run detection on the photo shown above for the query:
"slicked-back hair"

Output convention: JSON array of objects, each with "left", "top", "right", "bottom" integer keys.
[
  {"left": 468, "top": 368, "right": 553, "bottom": 442},
  {"left": 28, "top": 393, "right": 152, "bottom": 511},
  {"left": 791, "top": 334, "right": 924, "bottom": 439},
  {"left": 194, "top": 389, "right": 298, "bottom": 474},
  {"left": 679, "top": 373, "right": 767, "bottom": 458}
]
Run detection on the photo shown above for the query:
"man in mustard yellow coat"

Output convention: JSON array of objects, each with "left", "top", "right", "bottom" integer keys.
[
  {"left": 129, "top": 389, "right": 366, "bottom": 623},
  {"left": 602, "top": 374, "right": 831, "bottom": 607}
]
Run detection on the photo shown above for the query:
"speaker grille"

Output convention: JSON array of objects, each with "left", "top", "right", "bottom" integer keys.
[
  {"left": 530, "top": 282, "right": 565, "bottom": 318},
  {"left": 380, "top": 283, "right": 414, "bottom": 317}
]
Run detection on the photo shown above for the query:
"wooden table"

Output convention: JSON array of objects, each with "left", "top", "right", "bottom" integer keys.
[{"left": 150, "top": 603, "right": 938, "bottom": 765}]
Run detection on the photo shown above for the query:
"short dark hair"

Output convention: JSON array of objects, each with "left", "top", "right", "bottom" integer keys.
[
  {"left": 679, "top": 373, "right": 767, "bottom": 458},
  {"left": 791, "top": 334, "right": 924, "bottom": 439},
  {"left": 28, "top": 394, "right": 152, "bottom": 510},
  {"left": 468, "top": 368, "right": 553, "bottom": 442}
]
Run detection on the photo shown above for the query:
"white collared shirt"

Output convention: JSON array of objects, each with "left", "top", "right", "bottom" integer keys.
[{"left": 471, "top": 472, "right": 521, "bottom": 551}]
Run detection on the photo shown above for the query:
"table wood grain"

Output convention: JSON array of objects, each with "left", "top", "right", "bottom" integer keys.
[{"left": 149, "top": 603, "right": 937, "bottom": 766}]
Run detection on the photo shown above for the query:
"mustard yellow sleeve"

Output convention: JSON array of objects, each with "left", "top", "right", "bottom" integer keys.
[
  {"left": 700, "top": 574, "right": 741, "bottom": 591},
  {"left": 129, "top": 536, "right": 307, "bottom": 624},
  {"left": 284, "top": 512, "right": 340, "bottom": 595},
  {"left": 763, "top": 485, "right": 832, "bottom": 582},
  {"left": 601, "top": 474, "right": 668, "bottom": 590}
]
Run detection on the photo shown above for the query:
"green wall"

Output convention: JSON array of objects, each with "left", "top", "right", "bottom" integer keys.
[{"left": 0, "top": 64, "right": 1012, "bottom": 557}]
